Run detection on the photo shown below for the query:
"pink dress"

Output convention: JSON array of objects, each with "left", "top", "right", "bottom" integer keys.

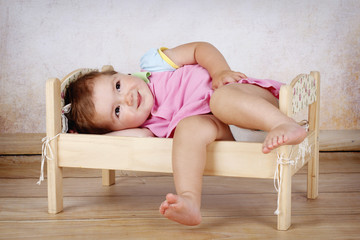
[{"left": 139, "top": 48, "right": 284, "bottom": 138}]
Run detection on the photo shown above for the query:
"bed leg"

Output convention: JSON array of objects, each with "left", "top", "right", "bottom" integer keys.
[
  {"left": 47, "top": 147, "right": 63, "bottom": 214},
  {"left": 307, "top": 147, "right": 319, "bottom": 199},
  {"left": 277, "top": 147, "right": 292, "bottom": 231},
  {"left": 276, "top": 83, "right": 293, "bottom": 230},
  {"left": 46, "top": 78, "right": 63, "bottom": 214},
  {"left": 102, "top": 170, "right": 116, "bottom": 186},
  {"left": 307, "top": 71, "right": 320, "bottom": 199}
]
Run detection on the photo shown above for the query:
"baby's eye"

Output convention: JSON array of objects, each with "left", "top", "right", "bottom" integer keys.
[
  {"left": 116, "top": 81, "right": 121, "bottom": 91},
  {"left": 115, "top": 106, "right": 120, "bottom": 117}
]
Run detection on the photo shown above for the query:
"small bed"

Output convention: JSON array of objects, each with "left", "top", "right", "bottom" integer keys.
[{"left": 42, "top": 66, "right": 320, "bottom": 230}]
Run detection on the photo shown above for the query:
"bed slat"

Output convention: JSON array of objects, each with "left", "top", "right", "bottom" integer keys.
[{"left": 57, "top": 134, "right": 279, "bottom": 179}]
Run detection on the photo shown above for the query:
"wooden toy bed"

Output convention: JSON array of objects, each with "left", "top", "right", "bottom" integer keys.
[{"left": 43, "top": 66, "right": 320, "bottom": 230}]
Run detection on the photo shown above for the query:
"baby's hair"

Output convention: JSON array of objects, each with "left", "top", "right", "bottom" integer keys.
[{"left": 64, "top": 70, "right": 118, "bottom": 134}]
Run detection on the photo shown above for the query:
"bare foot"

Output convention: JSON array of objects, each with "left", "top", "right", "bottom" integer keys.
[
  {"left": 159, "top": 193, "right": 202, "bottom": 226},
  {"left": 262, "top": 122, "right": 307, "bottom": 154}
]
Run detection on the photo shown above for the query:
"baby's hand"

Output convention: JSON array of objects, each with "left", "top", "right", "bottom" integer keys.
[{"left": 211, "top": 70, "right": 247, "bottom": 89}]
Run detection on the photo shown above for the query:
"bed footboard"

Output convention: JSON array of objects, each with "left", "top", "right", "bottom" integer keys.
[{"left": 276, "top": 71, "right": 320, "bottom": 230}]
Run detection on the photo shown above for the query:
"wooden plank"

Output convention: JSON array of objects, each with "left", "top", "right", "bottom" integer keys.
[
  {"left": 0, "top": 130, "right": 358, "bottom": 155},
  {"left": 0, "top": 192, "right": 359, "bottom": 221},
  {"left": 0, "top": 155, "right": 169, "bottom": 178},
  {"left": 1, "top": 152, "right": 358, "bottom": 179},
  {"left": 1, "top": 173, "right": 359, "bottom": 198},
  {"left": 57, "top": 133, "right": 278, "bottom": 179},
  {"left": 0, "top": 215, "right": 359, "bottom": 240},
  {"left": 45, "top": 78, "right": 63, "bottom": 214},
  {"left": 277, "top": 83, "right": 292, "bottom": 230},
  {"left": 307, "top": 71, "right": 320, "bottom": 199},
  {"left": 0, "top": 133, "right": 45, "bottom": 155},
  {"left": 0, "top": 152, "right": 359, "bottom": 238},
  {"left": 320, "top": 130, "right": 360, "bottom": 151}
]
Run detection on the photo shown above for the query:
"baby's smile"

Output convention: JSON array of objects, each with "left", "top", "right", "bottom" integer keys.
[
  {"left": 137, "top": 92, "right": 142, "bottom": 108},
  {"left": 92, "top": 73, "right": 154, "bottom": 131}
]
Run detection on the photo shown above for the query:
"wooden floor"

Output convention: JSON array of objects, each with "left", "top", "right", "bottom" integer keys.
[{"left": 0, "top": 152, "right": 359, "bottom": 239}]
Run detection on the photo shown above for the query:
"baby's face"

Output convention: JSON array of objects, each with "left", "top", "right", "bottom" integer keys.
[{"left": 92, "top": 73, "right": 154, "bottom": 131}]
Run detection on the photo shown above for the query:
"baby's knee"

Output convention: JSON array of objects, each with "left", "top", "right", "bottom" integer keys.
[{"left": 175, "top": 116, "right": 219, "bottom": 143}]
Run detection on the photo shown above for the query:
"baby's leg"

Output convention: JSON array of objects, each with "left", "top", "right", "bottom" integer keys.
[
  {"left": 159, "top": 115, "right": 233, "bottom": 225},
  {"left": 210, "top": 84, "right": 307, "bottom": 153}
]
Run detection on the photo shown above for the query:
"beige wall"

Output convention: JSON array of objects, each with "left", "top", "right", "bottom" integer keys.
[{"left": 0, "top": 0, "right": 359, "bottom": 133}]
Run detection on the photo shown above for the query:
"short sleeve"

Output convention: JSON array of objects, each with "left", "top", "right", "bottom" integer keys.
[{"left": 140, "top": 47, "right": 179, "bottom": 72}]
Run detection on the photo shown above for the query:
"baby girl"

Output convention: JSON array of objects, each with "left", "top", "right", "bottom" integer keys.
[{"left": 64, "top": 42, "right": 306, "bottom": 225}]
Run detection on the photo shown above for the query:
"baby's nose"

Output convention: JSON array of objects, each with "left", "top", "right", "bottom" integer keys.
[{"left": 123, "top": 92, "right": 133, "bottom": 106}]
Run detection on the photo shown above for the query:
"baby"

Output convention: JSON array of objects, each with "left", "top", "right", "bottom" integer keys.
[{"left": 64, "top": 42, "right": 306, "bottom": 226}]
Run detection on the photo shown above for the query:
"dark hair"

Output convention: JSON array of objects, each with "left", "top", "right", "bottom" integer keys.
[{"left": 64, "top": 70, "right": 117, "bottom": 134}]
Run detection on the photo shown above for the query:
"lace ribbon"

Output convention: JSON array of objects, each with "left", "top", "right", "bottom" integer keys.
[
  {"left": 37, "top": 134, "right": 60, "bottom": 185},
  {"left": 61, "top": 104, "right": 71, "bottom": 133},
  {"left": 273, "top": 121, "right": 311, "bottom": 215}
]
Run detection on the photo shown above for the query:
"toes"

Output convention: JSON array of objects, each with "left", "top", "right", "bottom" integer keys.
[
  {"left": 262, "top": 141, "right": 272, "bottom": 154},
  {"left": 263, "top": 122, "right": 307, "bottom": 154},
  {"left": 160, "top": 193, "right": 179, "bottom": 215},
  {"left": 277, "top": 134, "right": 285, "bottom": 145},
  {"left": 262, "top": 146, "right": 271, "bottom": 154},
  {"left": 283, "top": 134, "right": 288, "bottom": 143},
  {"left": 272, "top": 136, "right": 279, "bottom": 148},
  {"left": 263, "top": 137, "right": 273, "bottom": 153},
  {"left": 159, "top": 201, "right": 169, "bottom": 214},
  {"left": 263, "top": 134, "right": 285, "bottom": 153},
  {"left": 166, "top": 193, "right": 178, "bottom": 204}
]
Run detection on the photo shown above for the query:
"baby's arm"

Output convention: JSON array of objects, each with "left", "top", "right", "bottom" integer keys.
[
  {"left": 104, "top": 128, "right": 154, "bottom": 137},
  {"left": 163, "top": 42, "right": 247, "bottom": 89}
]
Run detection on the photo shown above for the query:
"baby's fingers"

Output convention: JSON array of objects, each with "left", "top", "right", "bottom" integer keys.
[
  {"left": 236, "top": 71, "right": 247, "bottom": 79},
  {"left": 212, "top": 70, "right": 247, "bottom": 89}
]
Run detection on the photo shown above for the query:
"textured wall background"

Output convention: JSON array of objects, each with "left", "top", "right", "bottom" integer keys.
[{"left": 0, "top": 0, "right": 359, "bottom": 133}]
